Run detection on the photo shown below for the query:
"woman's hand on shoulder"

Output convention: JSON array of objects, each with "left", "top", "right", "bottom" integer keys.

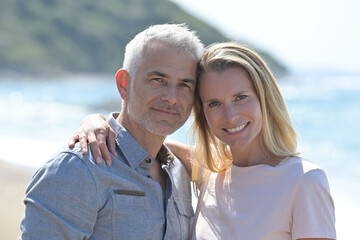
[{"left": 68, "top": 113, "right": 117, "bottom": 166}]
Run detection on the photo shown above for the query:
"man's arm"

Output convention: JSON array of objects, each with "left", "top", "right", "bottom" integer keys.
[{"left": 20, "top": 152, "right": 100, "bottom": 239}]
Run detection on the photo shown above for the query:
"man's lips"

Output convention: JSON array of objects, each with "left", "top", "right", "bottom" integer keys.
[{"left": 152, "top": 107, "right": 180, "bottom": 116}]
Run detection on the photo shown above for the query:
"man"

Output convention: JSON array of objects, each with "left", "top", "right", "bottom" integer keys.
[{"left": 20, "top": 23, "right": 204, "bottom": 240}]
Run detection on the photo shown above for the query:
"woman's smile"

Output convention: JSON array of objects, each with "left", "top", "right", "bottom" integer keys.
[{"left": 223, "top": 122, "right": 249, "bottom": 134}]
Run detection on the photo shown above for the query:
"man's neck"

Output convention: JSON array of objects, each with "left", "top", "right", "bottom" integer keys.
[
  {"left": 116, "top": 111, "right": 168, "bottom": 208},
  {"left": 117, "top": 113, "right": 165, "bottom": 159}
]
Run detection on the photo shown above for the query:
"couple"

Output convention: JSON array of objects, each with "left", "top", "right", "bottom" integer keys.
[{"left": 20, "top": 23, "right": 336, "bottom": 239}]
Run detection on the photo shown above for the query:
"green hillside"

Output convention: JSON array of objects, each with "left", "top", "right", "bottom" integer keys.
[{"left": 0, "top": 0, "right": 287, "bottom": 76}]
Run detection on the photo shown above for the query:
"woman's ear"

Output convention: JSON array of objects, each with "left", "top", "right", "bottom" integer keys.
[{"left": 115, "top": 69, "right": 130, "bottom": 100}]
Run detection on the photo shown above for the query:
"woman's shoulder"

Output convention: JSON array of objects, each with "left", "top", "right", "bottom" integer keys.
[
  {"left": 278, "top": 156, "right": 328, "bottom": 180},
  {"left": 276, "top": 157, "right": 331, "bottom": 195},
  {"left": 280, "top": 156, "right": 321, "bottom": 171}
]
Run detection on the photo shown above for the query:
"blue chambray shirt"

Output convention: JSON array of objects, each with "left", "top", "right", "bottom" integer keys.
[{"left": 20, "top": 114, "right": 194, "bottom": 240}]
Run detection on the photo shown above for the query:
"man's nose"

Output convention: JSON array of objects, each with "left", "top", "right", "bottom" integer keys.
[{"left": 160, "top": 85, "right": 177, "bottom": 105}]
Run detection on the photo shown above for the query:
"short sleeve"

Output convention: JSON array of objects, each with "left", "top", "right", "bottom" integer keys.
[{"left": 291, "top": 169, "right": 336, "bottom": 239}]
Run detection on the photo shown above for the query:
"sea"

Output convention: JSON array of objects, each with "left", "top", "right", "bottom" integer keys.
[{"left": 0, "top": 73, "right": 359, "bottom": 239}]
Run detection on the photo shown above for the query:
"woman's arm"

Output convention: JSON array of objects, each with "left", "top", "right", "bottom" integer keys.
[
  {"left": 67, "top": 113, "right": 195, "bottom": 173},
  {"left": 164, "top": 139, "right": 193, "bottom": 175},
  {"left": 68, "top": 113, "right": 117, "bottom": 166},
  {"left": 292, "top": 169, "right": 336, "bottom": 240}
]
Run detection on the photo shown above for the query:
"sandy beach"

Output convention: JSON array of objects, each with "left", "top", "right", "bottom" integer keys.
[{"left": 0, "top": 160, "right": 35, "bottom": 239}]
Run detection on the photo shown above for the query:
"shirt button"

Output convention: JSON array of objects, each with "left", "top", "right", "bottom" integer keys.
[{"left": 145, "top": 157, "right": 152, "bottom": 163}]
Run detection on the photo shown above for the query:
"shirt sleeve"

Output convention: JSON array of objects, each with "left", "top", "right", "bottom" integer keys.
[
  {"left": 291, "top": 169, "right": 336, "bottom": 239},
  {"left": 20, "top": 152, "right": 100, "bottom": 240}
]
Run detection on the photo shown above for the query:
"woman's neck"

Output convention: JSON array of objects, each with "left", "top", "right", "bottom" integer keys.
[{"left": 230, "top": 142, "right": 281, "bottom": 167}]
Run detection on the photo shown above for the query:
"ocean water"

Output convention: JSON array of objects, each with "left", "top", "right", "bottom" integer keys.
[{"left": 0, "top": 73, "right": 359, "bottom": 239}]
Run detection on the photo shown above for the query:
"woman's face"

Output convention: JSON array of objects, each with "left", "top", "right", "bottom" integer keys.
[{"left": 199, "top": 67, "right": 263, "bottom": 150}]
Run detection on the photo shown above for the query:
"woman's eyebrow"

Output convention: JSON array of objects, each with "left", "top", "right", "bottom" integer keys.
[{"left": 202, "top": 90, "right": 250, "bottom": 103}]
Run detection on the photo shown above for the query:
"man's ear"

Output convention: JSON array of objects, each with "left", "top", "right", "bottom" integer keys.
[{"left": 115, "top": 69, "right": 130, "bottom": 100}]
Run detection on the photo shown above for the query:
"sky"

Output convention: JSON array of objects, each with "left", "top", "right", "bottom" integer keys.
[{"left": 171, "top": 0, "right": 360, "bottom": 74}]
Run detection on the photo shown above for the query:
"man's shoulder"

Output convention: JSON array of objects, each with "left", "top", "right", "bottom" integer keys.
[
  {"left": 25, "top": 143, "right": 102, "bottom": 202},
  {"left": 57, "top": 142, "right": 98, "bottom": 164},
  {"left": 35, "top": 143, "right": 99, "bottom": 179}
]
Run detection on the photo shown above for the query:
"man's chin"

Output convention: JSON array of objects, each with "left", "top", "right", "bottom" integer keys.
[
  {"left": 145, "top": 123, "right": 183, "bottom": 137},
  {"left": 147, "top": 128, "right": 176, "bottom": 137}
]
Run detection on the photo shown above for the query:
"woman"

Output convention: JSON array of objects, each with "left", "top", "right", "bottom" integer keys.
[{"left": 69, "top": 42, "right": 336, "bottom": 239}]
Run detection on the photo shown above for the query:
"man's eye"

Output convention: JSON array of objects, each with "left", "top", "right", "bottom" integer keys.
[
  {"left": 180, "top": 83, "right": 191, "bottom": 89},
  {"left": 151, "top": 78, "right": 165, "bottom": 84}
]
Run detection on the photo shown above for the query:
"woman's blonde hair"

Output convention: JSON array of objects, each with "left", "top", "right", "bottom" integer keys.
[{"left": 192, "top": 42, "right": 298, "bottom": 183}]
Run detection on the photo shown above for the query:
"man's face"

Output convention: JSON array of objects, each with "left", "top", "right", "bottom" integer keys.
[{"left": 126, "top": 43, "right": 197, "bottom": 136}]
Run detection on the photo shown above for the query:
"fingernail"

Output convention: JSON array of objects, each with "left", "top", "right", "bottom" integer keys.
[{"left": 96, "top": 157, "right": 102, "bottom": 164}]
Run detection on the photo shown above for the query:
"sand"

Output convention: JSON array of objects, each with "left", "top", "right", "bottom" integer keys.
[{"left": 0, "top": 160, "right": 35, "bottom": 239}]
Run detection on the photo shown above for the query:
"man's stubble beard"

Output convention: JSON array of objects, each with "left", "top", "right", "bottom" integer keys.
[{"left": 126, "top": 97, "right": 187, "bottom": 137}]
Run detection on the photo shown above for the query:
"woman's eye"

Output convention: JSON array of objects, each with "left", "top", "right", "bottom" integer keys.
[
  {"left": 236, "top": 95, "right": 247, "bottom": 101},
  {"left": 208, "top": 102, "right": 220, "bottom": 107}
]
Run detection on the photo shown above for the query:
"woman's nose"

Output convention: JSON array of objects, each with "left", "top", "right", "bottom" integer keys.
[{"left": 224, "top": 103, "right": 239, "bottom": 123}]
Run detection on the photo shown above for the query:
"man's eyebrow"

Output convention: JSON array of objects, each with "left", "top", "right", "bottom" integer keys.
[
  {"left": 181, "top": 78, "right": 196, "bottom": 86},
  {"left": 146, "top": 71, "right": 168, "bottom": 78},
  {"left": 146, "top": 71, "right": 196, "bottom": 85}
]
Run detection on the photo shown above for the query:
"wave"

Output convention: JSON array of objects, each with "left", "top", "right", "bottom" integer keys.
[{"left": 279, "top": 74, "right": 360, "bottom": 100}]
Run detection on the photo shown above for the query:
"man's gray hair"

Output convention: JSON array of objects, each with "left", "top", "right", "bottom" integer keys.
[{"left": 123, "top": 23, "right": 204, "bottom": 79}]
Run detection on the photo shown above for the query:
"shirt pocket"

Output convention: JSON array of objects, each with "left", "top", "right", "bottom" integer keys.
[
  {"left": 111, "top": 190, "right": 152, "bottom": 240},
  {"left": 174, "top": 197, "right": 194, "bottom": 239}
]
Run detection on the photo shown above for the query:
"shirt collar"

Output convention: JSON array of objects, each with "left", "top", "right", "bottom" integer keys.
[
  {"left": 107, "top": 113, "right": 174, "bottom": 168},
  {"left": 157, "top": 145, "right": 175, "bottom": 166}
]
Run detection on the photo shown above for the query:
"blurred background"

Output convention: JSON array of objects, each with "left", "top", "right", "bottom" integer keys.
[{"left": 1, "top": 0, "right": 359, "bottom": 239}]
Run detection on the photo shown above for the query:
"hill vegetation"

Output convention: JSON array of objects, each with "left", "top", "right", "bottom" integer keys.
[{"left": 0, "top": 0, "right": 287, "bottom": 76}]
